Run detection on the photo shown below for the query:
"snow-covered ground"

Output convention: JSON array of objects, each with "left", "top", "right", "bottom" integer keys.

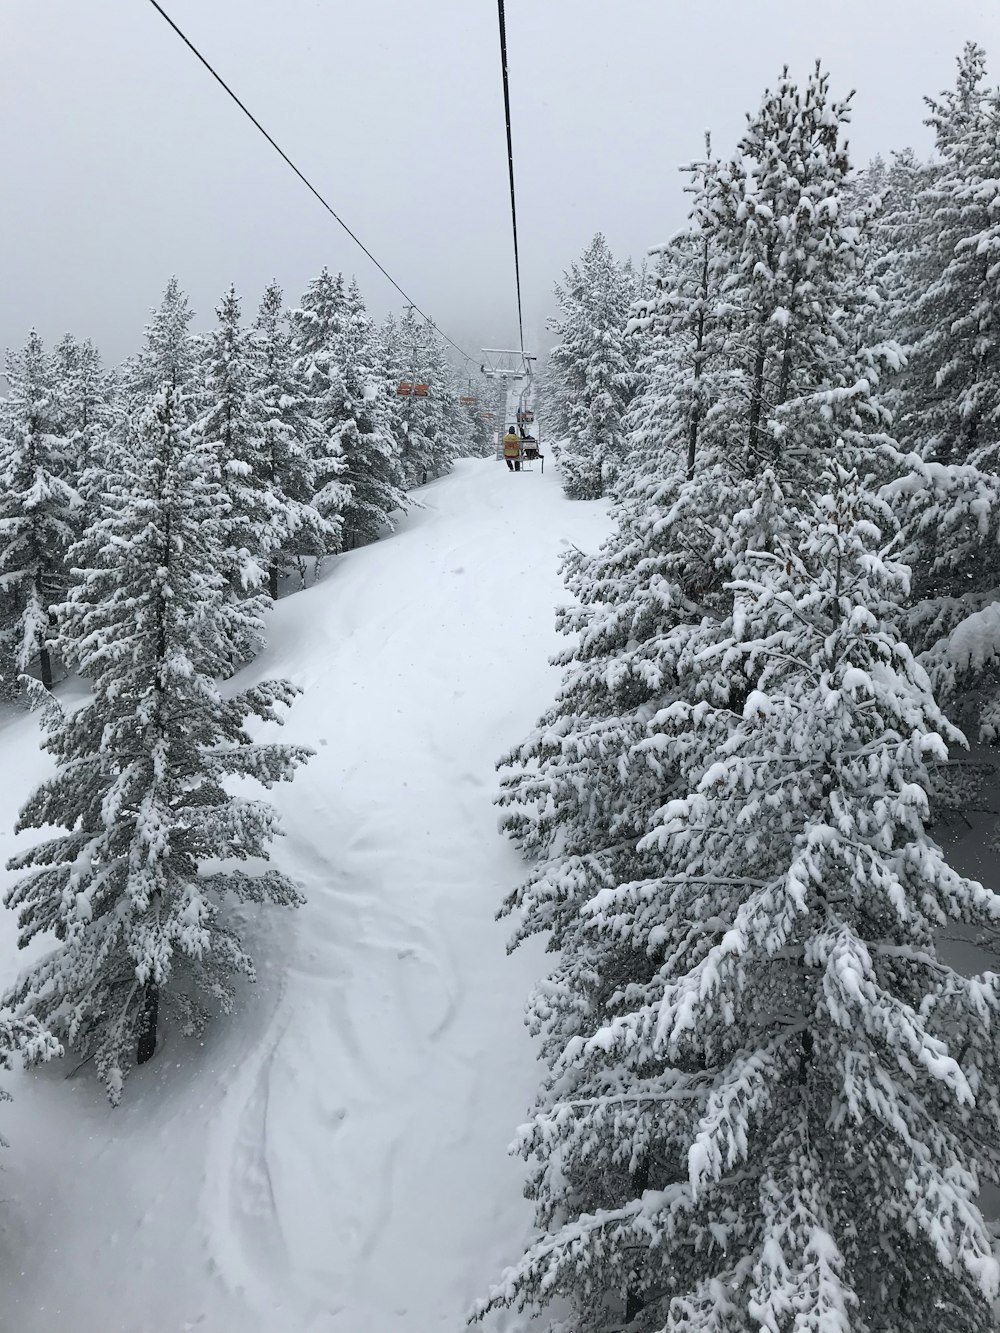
[{"left": 0, "top": 458, "right": 610, "bottom": 1333}]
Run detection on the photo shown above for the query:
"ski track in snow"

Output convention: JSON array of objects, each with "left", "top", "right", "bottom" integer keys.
[{"left": 0, "top": 459, "right": 610, "bottom": 1333}]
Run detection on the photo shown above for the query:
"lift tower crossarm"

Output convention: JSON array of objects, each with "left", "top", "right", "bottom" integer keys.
[{"left": 480, "top": 349, "right": 536, "bottom": 379}]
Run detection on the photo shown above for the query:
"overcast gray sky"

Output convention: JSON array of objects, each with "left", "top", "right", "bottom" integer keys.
[{"left": 4, "top": 0, "right": 999, "bottom": 372}]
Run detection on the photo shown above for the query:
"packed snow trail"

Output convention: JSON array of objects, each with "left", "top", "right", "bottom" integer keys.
[{"left": 0, "top": 458, "right": 610, "bottom": 1333}]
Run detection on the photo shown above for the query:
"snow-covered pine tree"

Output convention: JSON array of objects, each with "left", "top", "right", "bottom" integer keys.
[
  {"left": 289, "top": 268, "right": 352, "bottom": 547},
  {"left": 385, "top": 307, "right": 457, "bottom": 488},
  {"left": 546, "top": 233, "right": 641, "bottom": 499},
  {"left": 328, "top": 287, "right": 406, "bottom": 549},
  {"left": 417, "top": 321, "right": 464, "bottom": 479},
  {"left": 725, "top": 65, "right": 892, "bottom": 483},
  {"left": 49, "top": 335, "right": 123, "bottom": 534},
  {"left": 496, "top": 62, "right": 883, "bottom": 973},
  {"left": 0, "top": 1014, "right": 60, "bottom": 1145},
  {"left": 52, "top": 335, "right": 117, "bottom": 479},
  {"left": 489, "top": 150, "right": 743, "bottom": 1041},
  {"left": 428, "top": 325, "right": 465, "bottom": 474},
  {"left": 457, "top": 374, "right": 496, "bottom": 458},
  {"left": 194, "top": 285, "right": 277, "bottom": 659},
  {"left": 344, "top": 274, "right": 366, "bottom": 318},
  {"left": 0, "top": 331, "right": 81, "bottom": 689},
  {"left": 892, "top": 44, "right": 998, "bottom": 465},
  {"left": 623, "top": 136, "right": 738, "bottom": 493},
  {"left": 878, "top": 48, "right": 1000, "bottom": 740},
  {"left": 889, "top": 446, "right": 1000, "bottom": 739},
  {"left": 4, "top": 385, "right": 310, "bottom": 1103},
  {"left": 253, "top": 280, "right": 337, "bottom": 597},
  {"left": 381, "top": 307, "right": 422, "bottom": 486},
  {"left": 617, "top": 250, "right": 680, "bottom": 492},
  {"left": 52, "top": 334, "right": 88, "bottom": 482},
  {"left": 842, "top": 151, "right": 926, "bottom": 364},
  {"left": 124, "top": 275, "right": 202, "bottom": 418},
  {"left": 485, "top": 64, "right": 910, "bottom": 1333},
  {"left": 481, "top": 458, "right": 1000, "bottom": 1333}
]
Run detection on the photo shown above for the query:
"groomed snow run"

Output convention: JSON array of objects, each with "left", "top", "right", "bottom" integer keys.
[{"left": 0, "top": 458, "right": 610, "bottom": 1333}]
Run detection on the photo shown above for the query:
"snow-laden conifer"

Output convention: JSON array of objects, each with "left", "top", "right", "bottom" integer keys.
[
  {"left": 623, "top": 138, "right": 739, "bottom": 492},
  {"left": 382, "top": 308, "right": 424, "bottom": 487},
  {"left": 412, "top": 321, "right": 464, "bottom": 483},
  {"left": 893, "top": 44, "right": 999, "bottom": 465},
  {"left": 328, "top": 288, "right": 406, "bottom": 548},
  {"left": 4, "top": 385, "right": 309, "bottom": 1103},
  {"left": 483, "top": 459, "right": 1000, "bottom": 1333},
  {"left": 124, "top": 276, "right": 202, "bottom": 417},
  {"left": 0, "top": 1014, "right": 60, "bottom": 1147},
  {"left": 843, "top": 151, "right": 925, "bottom": 368},
  {"left": 724, "top": 65, "right": 897, "bottom": 480},
  {"left": 879, "top": 49, "right": 1000, "bottom": 739},
  {"left": 457, "top": 374, "right": 496, "bottom": 458},
  {"left": 194, "top": 285, "right": 286, "bottom": 653},
  {"left": 289, "top": 268, "right": 352, "bottom": 545},
  {"left": 381, "top": 307, "right": 461, "bottom": 489},
  {"left": 252, "top": 281, "right": 337, "bottom": 596},
  {"left": 487, "top": 64, "right": 913, "bottom": 1333},
  {"left": 50, "top": 335, "right": 123, "bottom": 532},
  {"left": 497, "top": 63, "right": 887, "bottom": 984},
  {"left": 546, "top": 234, "right": 641, "bottom": 498},
  {"left": 0, "top": 331, "right": 81, "bottom": 689},
  {"left": 52, "top": 334, "right": 117, "bottom": 479}
]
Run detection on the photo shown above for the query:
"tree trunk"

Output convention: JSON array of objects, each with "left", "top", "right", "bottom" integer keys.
[
  {"left": 797, "top": 1027, "right": 813, "bottom": 1085},
  {"left": 686, "top": 408, "right": 701, "bottom": 482},
  {"left": 624, "top": 1282, "right": 645, "bottom": 1324},
  {"left": 136, "top": 981, "right": 159, "bottom": 1064},
  {"left": 687, "top": 237, "right": 710, "bottom": 481},
  {"left": 776, "top": 320, "right": 793, "bottom": 409},
  {"left": 624, "top": 1156, "right": 650, "bottom": 1323},
  {"left": 38, "top": 635, "right": 53, "bottom": 691},
  {"left": 746, "top": 334, "right": 768, "bottom": 464},
  {"left": 268, "top": 445, "right": 280, "bottom": 603}
]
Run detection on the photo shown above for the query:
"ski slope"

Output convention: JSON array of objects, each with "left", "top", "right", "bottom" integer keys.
[{"left": 0, "top": 458, "right": 611, "bottom": 1333}]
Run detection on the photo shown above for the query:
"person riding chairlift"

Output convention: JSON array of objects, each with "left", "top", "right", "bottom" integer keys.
[{"left": 503, "top": 426, "right": 521, "bottom": 472}]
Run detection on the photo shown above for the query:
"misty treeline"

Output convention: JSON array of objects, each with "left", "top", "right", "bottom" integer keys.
[
  {"left": 0, "top": 268, "right": 497, "bottom": 1103},
  {"left": 485, "top": 46, "right": 1000, "bottom": 1333}
]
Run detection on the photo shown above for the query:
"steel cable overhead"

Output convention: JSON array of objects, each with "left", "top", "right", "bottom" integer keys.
[
  {"left": 144, "top": 0, "right": 477, "bottom": 365},
  {"left": 495, "top": 0, "right": 526, "bottom": 361}
]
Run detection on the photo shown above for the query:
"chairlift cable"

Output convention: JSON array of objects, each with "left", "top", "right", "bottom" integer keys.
[
  {"left": 143, "top": 0, "right": 477, "bottom": 366},
  {"left": 495, "top": 0, "right": 526, "bottom": 362}
]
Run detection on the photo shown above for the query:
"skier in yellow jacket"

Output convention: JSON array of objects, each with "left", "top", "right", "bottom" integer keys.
[{"left": 503, "top": 427, "right": 521, "bottom": 472}]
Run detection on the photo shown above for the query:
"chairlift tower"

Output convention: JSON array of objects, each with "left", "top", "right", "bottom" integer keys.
[{"left": 480, "top": 349, "right": 536, "bottom": 447}]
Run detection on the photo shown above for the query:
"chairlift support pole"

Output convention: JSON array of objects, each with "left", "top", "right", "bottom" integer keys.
[
  {"left": 400, "top": 306, "right": 434, "bottom": 478},
  {"left": 481, "top": 348, "right": 535, "bottom": 453}
]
